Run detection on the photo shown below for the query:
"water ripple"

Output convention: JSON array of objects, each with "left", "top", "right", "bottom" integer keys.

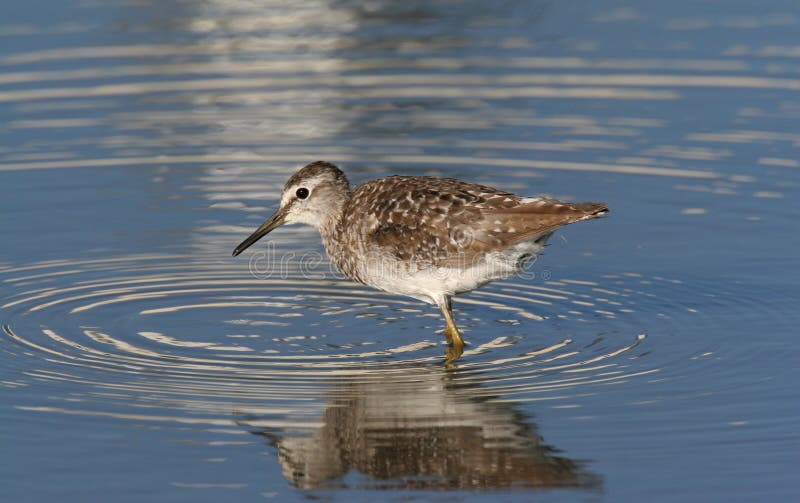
[{"left": 1, "top": 254, "right": 742, "bottom": 404}]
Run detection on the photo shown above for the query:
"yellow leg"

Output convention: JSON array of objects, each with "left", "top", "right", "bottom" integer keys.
[{"left": 439, "top": 296, "right": 464, "bottom": 361}]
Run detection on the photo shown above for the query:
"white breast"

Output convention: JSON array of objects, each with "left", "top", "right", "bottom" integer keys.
[{"left": 360, "top": 236, "right": 548, "bottom": 304}]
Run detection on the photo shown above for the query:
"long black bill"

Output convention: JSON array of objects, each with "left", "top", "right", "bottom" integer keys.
[{"left": 232, "top": 208, "right": 287, "bottom": 257}]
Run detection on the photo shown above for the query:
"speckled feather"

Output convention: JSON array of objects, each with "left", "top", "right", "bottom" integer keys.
[
  {"left": 295, "top": 165, "right": 608, "bottom": 285},
  {"left": 341, "top": 176, "right": 604, "bottom": 266}
]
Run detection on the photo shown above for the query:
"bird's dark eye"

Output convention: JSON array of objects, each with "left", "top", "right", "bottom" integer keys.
[{"left": 296, "top": 187, "right": 309, "bottom": 199}]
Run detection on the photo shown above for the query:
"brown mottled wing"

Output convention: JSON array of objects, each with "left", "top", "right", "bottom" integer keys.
[
  {"left": 482, "top": 198, "right": 608, "bottom": 245},
  {"left": 432, "top": 196, "right": 607, "bottom": 266},
  {"left": 349, "top": 176, "right": 606, "bottom": 267}
]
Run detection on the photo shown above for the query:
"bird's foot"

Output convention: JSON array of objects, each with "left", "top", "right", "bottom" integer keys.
[
  {"left": 444, "top": 340, "right": 465, "bottom": 364},
  {"left": 443, "top": 325, "right": 465, "bottom": 363}
]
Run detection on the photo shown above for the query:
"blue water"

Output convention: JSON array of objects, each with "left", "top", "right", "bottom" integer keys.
[{"left": 1, "top": 1, "right": 799, "bottom": 501}]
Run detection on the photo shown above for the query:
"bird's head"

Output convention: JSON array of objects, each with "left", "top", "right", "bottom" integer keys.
[{"left": 232, "top": 161, "right": 351, "bottom": 256}]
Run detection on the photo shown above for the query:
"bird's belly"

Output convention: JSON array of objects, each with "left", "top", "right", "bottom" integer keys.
[{"left": 359, "top": 239, "right": 547, "bottom": 304}]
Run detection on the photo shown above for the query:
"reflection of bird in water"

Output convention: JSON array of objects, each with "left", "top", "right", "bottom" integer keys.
[
  {"left": 233, "top": 161, "right": 608, "bottom": 360},
  {"left": 236, "top": 366, "right": 600, "bottom": 490}
]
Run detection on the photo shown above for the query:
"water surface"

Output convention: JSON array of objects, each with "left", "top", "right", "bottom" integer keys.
[{"left": 1, "top": 1, "right": 799, "bottom": 501}]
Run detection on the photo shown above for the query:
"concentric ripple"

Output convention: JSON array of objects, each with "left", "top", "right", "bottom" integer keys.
[{"left": 1, "top": 252, "right": 741, "bottom": 423}]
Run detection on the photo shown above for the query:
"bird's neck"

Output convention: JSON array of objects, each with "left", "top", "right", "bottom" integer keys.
[{"left": 316, "top": 188, "right": 351, "bottom": 251}]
